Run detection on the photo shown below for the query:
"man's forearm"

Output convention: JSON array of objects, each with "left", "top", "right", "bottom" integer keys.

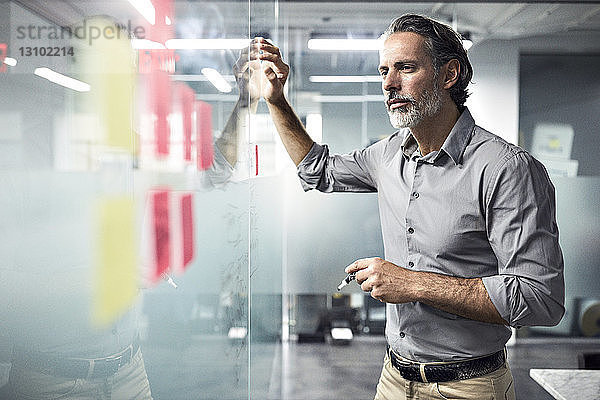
[
  {"left": 216, "top": 98, "right": 256, "bottom": 166},
  {"left": 266, "top": 97, "right": 314, "bottom": 166},
  {"left": 413, "top": 271, "right": 508, "bottom": 325},
  {"left": 349, "top": 257, "right": 508, "bottom": 325}
]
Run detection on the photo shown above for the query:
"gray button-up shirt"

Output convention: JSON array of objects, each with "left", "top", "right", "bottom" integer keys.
[{"left": 297, "top": 108, "right": 565, "bottom": 362}]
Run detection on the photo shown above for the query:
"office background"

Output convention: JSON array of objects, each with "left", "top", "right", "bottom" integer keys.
[{"left": 1, "top": 1, "right": 599, "bottom": 399}]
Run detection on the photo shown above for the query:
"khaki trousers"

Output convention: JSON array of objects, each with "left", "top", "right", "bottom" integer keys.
[
  {"left": 7, "top": 348, "right": 153, "bottom": 400},
  {"left": 374, "top": 352, "right": 516, "bottom": 400}
]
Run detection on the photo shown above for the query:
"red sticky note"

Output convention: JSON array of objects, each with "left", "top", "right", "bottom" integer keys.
[
  {"left": 179, "top": 84, "right": 195, "bottom": 162},
  {"left": 0, "top": 43, "right": 6, "bottom": 73},
  {"left": 180, "top": 193, "right": 194, "bottom": 270},
  {"left": 152, "top": 190, "right": 170, "bottom": 281},
  {"left": 152, "top": 68, "right": 171, "bottom": 156},
  {"left": 145, "top": 0, "right": 174, "bottom": 158},
  {"left": 149, "top": 0, "right": 174, "bottom": 43},
  {"left": 195, "top": 100, "right": 214, "bottom": 170},
  {"left": 169, "top": 192, "right": 194, "bottom": 275}
]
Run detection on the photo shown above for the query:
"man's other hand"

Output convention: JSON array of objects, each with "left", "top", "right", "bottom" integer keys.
[
  {"left": 345, "top": 257, "right": 416, "bottom": 303},
  {"left": 233, "top": 46, "right": 261, "bottom": 106}
]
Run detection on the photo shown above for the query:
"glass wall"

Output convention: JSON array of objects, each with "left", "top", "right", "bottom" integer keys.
[{"left": 0, "top": 1, "right": 264, "bottom": 398}]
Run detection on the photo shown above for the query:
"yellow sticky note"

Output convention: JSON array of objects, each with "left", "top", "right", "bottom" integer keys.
[
  {"left": 93, "top": 197, "right": 137, "bottom": 327},
  {"left": 99, "top": 37, "right": 136, "bottom": 151},
  {"left": 103, "top": 72, "right": 136, "bottom": 151},
  {"left": 77, "top": 17, "right": 137, "bottom": 153}
]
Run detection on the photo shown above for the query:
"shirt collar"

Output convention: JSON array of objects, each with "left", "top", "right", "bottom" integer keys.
[
  {"left": 399, "top": 108, "right": 475, "bottom": 165},
  {"left": 400, "top": 129, "right": 420, "bottom": 159},
  {"left": 440, "top": 108, "right": 475, "bottom": 165}
]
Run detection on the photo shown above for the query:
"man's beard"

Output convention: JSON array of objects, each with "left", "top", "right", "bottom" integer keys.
[{"left": 386, "top": 82, "right": 443, "bottom": 129}]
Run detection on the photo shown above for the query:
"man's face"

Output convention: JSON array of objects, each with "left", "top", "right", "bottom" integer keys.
[{"left": 379, "top": 32, "right": 442, "bottom": 129}]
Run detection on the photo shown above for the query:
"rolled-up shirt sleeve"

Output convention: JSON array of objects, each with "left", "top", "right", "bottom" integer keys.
[
  {"left": 297, "top": 142, "right": 379, "bottom": 193},
  {"left": 482, "top": 151, "right": 565, "bottom": 328}
]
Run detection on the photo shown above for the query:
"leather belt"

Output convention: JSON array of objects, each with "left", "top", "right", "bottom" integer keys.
[
  {"left": 387, "top": 346, "right": 505, "bottom": 383},
  {"left": 13, "top": 341, "right": 140, "bottom": 379}
]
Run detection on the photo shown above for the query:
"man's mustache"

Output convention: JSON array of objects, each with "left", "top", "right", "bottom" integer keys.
[{"left": 386, "top": 91, "right": 416, "bottom": 108}]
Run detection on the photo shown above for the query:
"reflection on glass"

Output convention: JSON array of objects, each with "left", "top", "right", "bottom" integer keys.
[{"left": 0, "top": 1, "right": 254, "bottom": 398}]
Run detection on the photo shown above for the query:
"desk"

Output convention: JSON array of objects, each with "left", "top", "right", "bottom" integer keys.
[{"left": 530, "top": 369, "right": 600, "bottom": 400}]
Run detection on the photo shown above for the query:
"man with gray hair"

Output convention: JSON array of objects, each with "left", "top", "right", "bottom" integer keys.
[{"left": 250, "top": 14, "right": 564, "bottom": 399}]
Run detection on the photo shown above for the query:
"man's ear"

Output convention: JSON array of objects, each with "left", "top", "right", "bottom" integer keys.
[{"left": 442, "top": 59, "right": 460, "bottom": 90}]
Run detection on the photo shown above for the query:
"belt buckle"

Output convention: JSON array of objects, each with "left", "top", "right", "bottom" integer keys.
[
  {"left": 110, "top": 351, "right": 127, "bottom": 371},
  {"left": 92, "top": 350, "right": 127, "bottom": 378},
  {"left": 390, "top": 350, "right": 444, "bottom": 383},
  {"left": 89, "top": 358, "right": 117, "bottom": 378},
  {"left": 116, "top": 343, "right": 136, "bottom": 368}
]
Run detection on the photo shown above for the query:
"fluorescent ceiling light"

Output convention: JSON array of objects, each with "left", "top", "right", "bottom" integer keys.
[
  {"left": 462, "top": 39, "right": 473, "bottom": 51},
  {"left": 3, "top": 57, "right": 17, "bottom": 66},
  {"left": 309, "top": 75, "right": 381, "bottom": 83},
  {"left": 166, "top": 38, "right": 250, "bottom": 50},
  {"left": 171, "top": 74, "right": 235, "bottom": 82},
  {"left": 195, "top": 94, "right": 238, "bottom": 102},
  {"left": 201, "top": 68, "right": 232, "bottom": 93},
  {"left": 127, "top": 0, "right": 155, "bottom": 25},
  {"left": 308, "top": 38, "right": 383, "bottom": 51},
  {"left": 312, "top": 94, "right": 384, "bottom": 103},
  {"left": 34, "top": 67, "right": 91, "bottom": 92},
  {"left": 131, "top": 39, "right": 166, "bottom": 50}
]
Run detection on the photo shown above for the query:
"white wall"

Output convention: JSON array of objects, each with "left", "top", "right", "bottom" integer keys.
[
  {"left": 464, "top": 31, "right": 600, "bottom": 147},
  {"left": 466, "top": 40, "right": 520, "bottom": 145}
]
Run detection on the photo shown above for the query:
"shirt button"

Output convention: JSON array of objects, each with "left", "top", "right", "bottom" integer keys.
[
  {"left": 412, "top": 192, "right": 419, "bottom": 198},
  {"left": 407, "top": 227, "right": 414, "bottom": 234},
  {"left": 408, "top": 261, "right": 414, "bottom": 268},
  {"left": 399, "top": 332, "right": 406, "bottom": 338}
]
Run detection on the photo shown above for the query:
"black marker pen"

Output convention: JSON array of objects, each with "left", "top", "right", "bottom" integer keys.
[{"left": 337, "top": 271, "right": 357, "bottom": 291}]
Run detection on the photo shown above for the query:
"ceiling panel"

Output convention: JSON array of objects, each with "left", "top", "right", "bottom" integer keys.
[{"left": 11, "top": 1, "right": 600, "bottom": 45}]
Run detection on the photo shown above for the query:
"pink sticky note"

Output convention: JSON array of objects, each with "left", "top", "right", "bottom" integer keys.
[
  {"left": 146, "top": 0, "right": 174, "bottom": 158},
  {"left": 152, "top": 190, "right": 170, "bottom": 281},
  {"left": 169, "top": 192, "right": 194, "bottom": 275},
  {"left": 149, "top": 0, "right": 174, "bottom": 44},
  {"left": 179, "top": 84, "right": 195, "bottom": 162},
  {"left": 195, "top": 100, "right": 214, "bottom": 170},
  {"left": 152, "top": 68, "right": 171, "bottom": 156},
  {"left": 0, "top": 43, "right": 6, "bottom": 73},
  {"left": 180, "top": 193, "right": 194, "bottom": 270}
]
